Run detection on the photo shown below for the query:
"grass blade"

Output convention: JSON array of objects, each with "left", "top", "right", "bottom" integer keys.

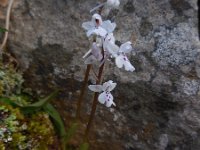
[
  {"left": 21, "top": 90, "right": 59, "bottom": 113},
  {"left": 0, "top": 97, "right": 21, "bottom": 107},
  {"left": 43, "top": 103, "right": 67, "bottom": 150}
]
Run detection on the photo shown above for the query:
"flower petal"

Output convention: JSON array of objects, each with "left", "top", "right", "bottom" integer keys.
[
  {"left": 91, "top": 43, "right": 103, "bottom": 61},
  {"left": 98, "top": 91, "right": 115, "bottom": 107},
  {"left": 102, "top": 80, "right": 116, "bottom": 92},
  {"left": 101, "top": 20, "right": 116, "bottom": 33},
  {"left": 108, "top": 82, "right": 117, "bottom": 91},
  {"left": 105, "top": 33, "right": 115, "bottom": 43},
  {"left": 119, "top": 41, "right": 132, "bottom": 53},
  {"left": 103, "top": 39, "right": 119, "bottom": 57},
  {"left": 115, "top": 54, "right": 135, "bottom": 72},
  {"left": 98, "top": 92, "right": 107, "bottom": 104},
  {"left": 89, "top": 27, "right": 107, "bottom": 37},
  {"left": 88, "top": 85, "right": 103, "bottom": 92},
  {"left": 82, "top": 21, "right": 94, "bottom": 31},
  {"left": 86, "top": 29, "right": 94, "bottom": 37},
  {"left": 96, "top": 36, "right": 103, "bottom": 46},
  {"left": 115, "top": 55, "right": 124, "bottom": 68},
  {"left": 106, "top": 0, "right": 120, "bottom": 8},
  {"left": 124, "top": 60, "right": 135, "bottom": 72}
]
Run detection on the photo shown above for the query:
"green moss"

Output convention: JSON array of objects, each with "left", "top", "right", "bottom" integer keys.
[
  {"left": 26, "top": 112, "right": 55, "bottom": 148},
  {"left": 0, "top": 61, "right": 58, "bottom": 149},
  {"left": 0, "top": 141, "right": 5, "bottom": 150},
  {"left": 0, "top": 62, "right": 24, "bottom": 97},
  {"left": 0, "top": 103, "right": 55, "bottom": 149},
  {"left": 0, "top": 103, "right": 24, "bottom": 148}
]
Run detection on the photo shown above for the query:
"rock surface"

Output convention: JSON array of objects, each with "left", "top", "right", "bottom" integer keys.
[{"left": 1, "top": 0, "right": 200, "bottom": 149}]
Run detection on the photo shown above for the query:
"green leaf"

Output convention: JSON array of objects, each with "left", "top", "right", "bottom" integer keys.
[
  {"left": 0, "top": 27, "right": 8, "bottom": 33},
  {"left": 0, "top": 90, "right": 59, "bottom": 114},
  {"left": 0, "top": 97, "right": 21, "bottom": 107},
  {"left": 20, "top": 90, "right": 59, "bottom": 113},
  {"left": 79, "top": 142, "right": 89, "bottom": 150},
  {"left": 65, "top": 122, "right": 79, "bottom": 143},
  {"left": 43, "top": 103, "right": 67, "bottom": 150},
  {"left": 43, "top": 103, "right": 66, "bottom": 137}
]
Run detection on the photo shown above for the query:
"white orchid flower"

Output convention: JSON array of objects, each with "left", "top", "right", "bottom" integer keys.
[
  {"left": 82, "top": 14, "right": 116, "bottom": 37},
  {"left": 115, "top": 42, "right": 135, "bottom": 72},
  {"left": 88, "top": 80, "right": 117, "bottom": 107},
  {"left": 83, "top": 42, "right": 103, "bottom": 64},
  {"left": 103, "top": 38, "right": 135, "bottom": 72},
  {"left": 90, "top": 0, "right": 120, "bottom": 16},
  {"left": 82, "top": 14, "right": 107, "bottom": 37}
]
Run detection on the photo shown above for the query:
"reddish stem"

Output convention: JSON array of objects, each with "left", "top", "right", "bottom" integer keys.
[
  {"left": 84, "top": 62, "right": 105, "bottom": 140},
  {"left": 76, "top": 64, "right": 92, "bottom": 120}
]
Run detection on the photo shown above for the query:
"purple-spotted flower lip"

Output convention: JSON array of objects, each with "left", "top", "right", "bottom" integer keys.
[
  {"left": 88, "top": 80, "right": 117, "bottom": 107},
  {"left": 115, "top": 54, "right": 135, "bottom": 72},
  {"left": 115, "top": 42, "right": 135, "bottom": 72}
]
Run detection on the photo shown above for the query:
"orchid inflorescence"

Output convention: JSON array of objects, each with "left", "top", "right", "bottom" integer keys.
[{"left": 81, "top": 0, "right": 135, "bottom": 108}]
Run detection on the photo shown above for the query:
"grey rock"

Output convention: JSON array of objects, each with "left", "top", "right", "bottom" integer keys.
[
  {"left": 123, "top": 0, "right": 135, "bottom": 13},
  {"left": 0, "top": 0, "right": 200, "bottom": 149},
  {"left": 177, "top": 76, "right": 200, "bottom": 96},
  {"left": 156, "top": 134, "right": 169, "bottom": 150},
  {"left": 152, "top": 23, "right": 198, "bottom": 70},
  {"left": 139, "top": 18, "right": 153, "bottom": 37}
]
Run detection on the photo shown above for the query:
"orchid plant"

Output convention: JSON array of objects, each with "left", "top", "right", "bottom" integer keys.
[{"left": 76, "top": 0, "right": 135, "bottom": 142}]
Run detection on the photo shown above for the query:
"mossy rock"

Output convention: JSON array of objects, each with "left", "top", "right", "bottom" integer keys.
[
  {"left": 0, "top": 60, "right": 59, "bottom": 149},
  {"left": 0, "top": 102, "right": 56, "bottom": 149}
]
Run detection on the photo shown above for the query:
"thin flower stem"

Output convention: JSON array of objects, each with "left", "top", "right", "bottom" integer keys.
[
  {"left": 76, "top": 64, "right": 92, "bottom": 120},
  {"left": 91, "top": 65, "right": 99, "bottom": 81},
  {"left": 84, "top": 62, "right": 105, "bottom": 141}
]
